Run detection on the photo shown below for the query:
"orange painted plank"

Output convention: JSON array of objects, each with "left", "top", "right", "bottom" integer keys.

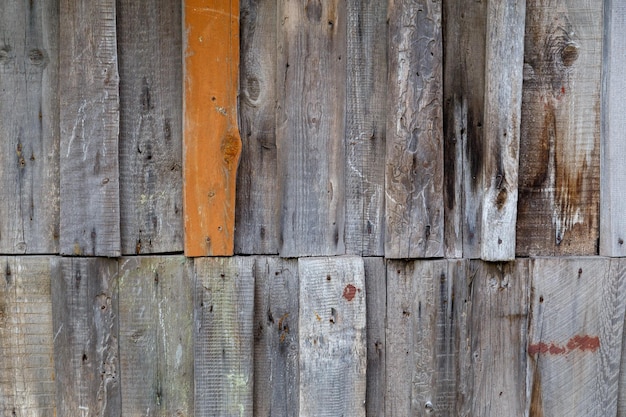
[{"left": 184, "top": 0, "right": 241, "bottom": 256}]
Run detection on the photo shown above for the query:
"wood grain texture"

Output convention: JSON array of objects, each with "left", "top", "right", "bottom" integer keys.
[
  {"left": 59, "top": 0, "right": 121, "bottom": 257},
  {"left": 118, "top": 257, "right": 194, "bottom": 417},
  {"left": 364, "top": 258, "right": 386, "bottom": 417},
  {"left": 51, "top": 257, "right": 121, "bottom": 417},
  {"left": 0, "top": 257, "right": 56, "bottom": 416},
  {"left": 184, "top": 0, "right": 242, "bottom": 256},
  {"left": 517, "top": 0, "right": 602, "bottom": 256},
  {"left": 117, "top": 0, "right": 184, "bottom": 255},
  {"left": 298, "top": 256, "right": 366, "bottom": 417},
  {"left": 0, "top": 0, "right": 59, "bottom": 254},
  {"left": 194, "top": 257, "right": 255, "bottom": 417},
  {"left": 253, "top": 257, "right": 299, "bottom": 417},
  {"left": 529, "top": 258, "right": 626, "bottom": 416},
  {"left": 480, "top": 0, "right": 525, "bottom": 261},
  {"left": 344, "top": 0, "right": 387, "bottom": 256},
  {"left": 276, "top": 0, "right": 347, "bottom": 257},
  {"left": 385, "top": 0, "right": 444, "bottom": 258},
  {"left": 235, "top": 0, "right": 280, "bottom": 255},
  {"left": 600, "top": 0, "right": 626, "bottom": 257}
]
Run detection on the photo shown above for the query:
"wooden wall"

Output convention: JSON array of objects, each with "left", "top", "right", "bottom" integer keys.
[{"left": 1, "top": 0, "right": 625, "bottom": 416}]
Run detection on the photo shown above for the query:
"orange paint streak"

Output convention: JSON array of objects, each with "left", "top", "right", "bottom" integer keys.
[
  {"left": 528, "top": 334, "right": 600, "bottom": 356},
  {"left": 184, "top": 0, "right": 241, "bottom": 256}
]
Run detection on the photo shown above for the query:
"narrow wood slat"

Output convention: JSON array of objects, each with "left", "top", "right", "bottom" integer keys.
[
  {"left": 59, "top": 0, "right": 121, "bottom": 256},
  {"left": 118, "top": 0, "right": 184, "bottom": 254},
  {"left": 364, "top": 258, "right": 386, "bottom": 417},
  {"left": 385, "top": 0, "right": 444, "bottom": 258},
  {"left": 0, "top": 257, "right": 56, "bottom": 416},
  {"left": 51, "top": 258, "right": 121, "bottom": 417},
  {"left": 276, "top": 0, "right": 347, "bottom": 257},
  {"left": 184, "top": 0, "right": 242, "bottom": 256},
  {"left": 0, "top": 0, "right": 59, "bottom": 254},
  {"left": 298, "top": 256, "right": 366, "bottom": 417},
  {"left": 194, "top": 257, "right": 255, "bottom": 417},
  {"left": 118, "top": 257, "right": 194, "bottom": 416}
]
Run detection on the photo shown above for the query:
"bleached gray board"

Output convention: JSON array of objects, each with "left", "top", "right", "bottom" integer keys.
[{"left": 364, "top": 258, "right": 386, "bottom": 417}]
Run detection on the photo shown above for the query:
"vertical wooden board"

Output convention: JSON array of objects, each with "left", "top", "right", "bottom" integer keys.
[
  {"left": 194, "top": 257, "right": 255, "bottom": 417},
  {"left": 0, "top": 0, "right": 59, "bottom": 254},
  {"left": 517, "top": 0, "right": 602, "bottom": 256},
  {"left": 235, "top": 0, "right": 280, "bottom": 255},
  {"left": 344, "top": 0, "right": 387, "bottom": 256},
  {"left": 59, "top": 0, "right": 120, "bottom": 257},
  {"left": 298, "top": 256, "right": 366, "bottom": 417},
  {"left": 253, "top": 257, "right": 299, "bottom": 417},
  {"left": 0, "top": 257, "right": 56, "bottom": 416},
  {"left": 528, "top": 258, "right": 626, "bottom": 416},
  {"left": 385, "top": 0, "right": 444, "bottom": 259},
  {"left": 117, "top": 0, "right": 184, "bottom": 255},
  {"left": 184, "top": 0, "right": 242, "bottom": 256},
  {"left": 118, "top": 257, "right": 194, "bottom": 417},
  {"left": 51, "top": 258, "right": 121, "bottom": 417},
  {"left": 600, "top": 0, "right": 626, "bottom": 257},
  {"left": 276, "top": 0, "right": 347, "bottom": 257}
]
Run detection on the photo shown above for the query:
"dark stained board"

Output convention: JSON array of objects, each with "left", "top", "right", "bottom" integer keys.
[{"left": 364, "top": 257, "right": 386, "bottom": 417}]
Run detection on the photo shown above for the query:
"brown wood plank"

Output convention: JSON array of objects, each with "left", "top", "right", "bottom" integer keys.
[
  {"left": 184, "top": 0, "right": 242, "bottom": 256},
  {"left": 59, "top": 0, "right": 121, "bottom": 256},
  {"left": 0, "top": 0, "right": 59, "bottom": 254},
  {"left": 517, "top": 0, "right": 602, "bottom": 256},
  {"left": 385, "top": 0, "right": 444, "bottom": 258},
  {"left": 364, "top": 257, "right": 386, "bottom": 417},
  {"left": 117, "top": 0, "right": 184, "bottom": 255}
]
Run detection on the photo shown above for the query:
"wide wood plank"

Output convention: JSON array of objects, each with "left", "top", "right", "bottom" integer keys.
[
  {"left": 0, "top": 0, "right": 59, "bottom": 254},
  {"left": 0, "top": 257, "right": 56, "bottom": 416},
  {"left": 385, "top": 0, "right": 444, "bottom": 258},
  {"left": 51, "top": 257, "right": 121, "bottom": 417},
  {"left": 194, "top": 257, "right": 255, "bottom": 417},
  {"left": 118, "top": 257, "right": 194, "bottom": 417},
  {"left": 517, "top": 0, "right": 602, "bottom": 256},
  {"left": 117, "top": 0, "right": 184, "bottom": 254},
  {"left": 276, "top": 0, "right": 347, "bottom": 257},
  {"left": 298, "top": 256, "right": 366, "bottom": 417},
  {"left": 59, "top": 0, "right": 121, "bottom": 256},
  {"left": 364, "top": 258, "right": 386, "bottom": 417}
]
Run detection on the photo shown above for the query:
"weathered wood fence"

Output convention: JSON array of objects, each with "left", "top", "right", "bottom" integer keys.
[{"left": 1, "top": 0, "right": 625, "bottom": 416}]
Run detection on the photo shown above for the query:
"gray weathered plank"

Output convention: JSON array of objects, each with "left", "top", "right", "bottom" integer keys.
[
  {"left": 235, "top": 0, "right": 280, "bottom": 255},
  {"left": 0, "top": 0, "right": 59, "bottom": 254},
  {"left": 194, "top": 257, "right": 255, "bottom": 417},
  {"left": 59, "top": 0, "right": 120, "bottom": 256},
  {"left": 117, "top": 0, "right": 183, "bottom": 255},
  {"left": 276, "top": 0, "right": 347, "bottom": 257},
  {"left": 517, "top": 0, "right": 602, "bottom": 256},
  {"left": 480, "top": 0, "right": 525, "bottom": 261},
  {"left": 385, "top": 0, "right": 444, "bottom": 258},
  {"left": 600, "top": 0, "right": 626, "bottom": 257},
  {"left": 364, "top": 258, "right": 386, "bottom": 417},
  {"left": 0, "top": 257, "right": 56, "bottom": 416},
  {"left": 344, "top": 0, "right": 387, "bottom": 256},
  {"left": 298, "top": 256, "right": 366, "bottom": 417},
  {"left": 51, "top": 257, "right": 121, "bottom": 417},
  {"left": 118, "top": 256, "right": 194, "bottom": 417},
  {"left": 253, "top": 257, "right": 299, "bottom": 417},
  {"left": 529, "top": 258, "right": 626, "bottom": 416}
]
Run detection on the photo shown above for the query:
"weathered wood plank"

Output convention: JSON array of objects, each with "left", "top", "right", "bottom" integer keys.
[
  {"left": 117, "top": 0, "right": 184, "bottom": 255},
  {"left": 529, "top": 258, "right": 626, "bottom": 416},
  {"left": 517, "top": 0, "right": 602, "bottom": 256},
  {"left": 344, "top": 0, "right": 387, "bottom": 256},
  {"left": 194, "top": 257, "right": 255, "bottom": 417},
  {"left": 385, "top": 0, "right": 444, "bottom": 258},
  {"left": 51, "top": 257, "right": 121, "bottom": 417},
  {"left": 0, "top": 0, "right": 59, "bottom": 254},
  {"left": 298, "top": 256, "right": 366, "bottom": 417},
  {"left": 276, "top": 0, "right": 347, "bottom": 257},
  {"left": 364, "top": 258, "right": 386, "bottom": 417},
  {"left": 253, "top": 257, "right": 299, "bottom": 417},
  {"left": 0, "top": 257, "right": 56, "bottom": 416},
  {"left": 59, "top": 0, "right": 120, "bottom": 256},
  {"left": 184, "top": 0, "right": 242, "bottom": 256},
  {"left": 235, "top": 0, "right": 280, "bottom": 255},
  {"left": 118, "top": 257, "right": 194, "bottom": 417}
]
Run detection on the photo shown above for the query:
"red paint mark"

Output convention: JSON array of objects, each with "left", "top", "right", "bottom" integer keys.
[
  {"left": 561, "top": 86, "right": 566, "bottom": 95},
  {"left": 528, "top": 335, "right": 600, "bottom": 355},
  {"left": 343, "top": 284, "right": 357, "bottom": 301},
  {"left": 567, "top": 335, "right": 600, "bottom": 352}
]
